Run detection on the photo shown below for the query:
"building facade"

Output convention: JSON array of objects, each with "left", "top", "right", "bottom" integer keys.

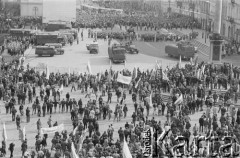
[
  {"left": 173, "top": 0, "right": 240, "bottom": 42},
  {"left": 20, "top": 0, "right": 43, "bottom": 17}
]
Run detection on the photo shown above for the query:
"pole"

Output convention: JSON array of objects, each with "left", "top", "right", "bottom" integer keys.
[{"left": 205, "top": 1, "right": 209, "bottom": 43}]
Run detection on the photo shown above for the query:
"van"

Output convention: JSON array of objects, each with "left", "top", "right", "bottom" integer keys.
[{"left": 35, "top": 46, "right": 56, "bottom": 57}]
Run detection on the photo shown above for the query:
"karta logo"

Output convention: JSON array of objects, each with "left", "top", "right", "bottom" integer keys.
[{"left": 144, "top": 126, "right": 240, "bottom": 158}]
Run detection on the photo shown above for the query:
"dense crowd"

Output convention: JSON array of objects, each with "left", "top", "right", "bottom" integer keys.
[
  {"left": 3, "top": 35, "right": 32, "bottom": 56},
  {"left": 1, "top": 51, "right": 240, "bottom": 157},
  {"left": 1, "top": 3, "right": 240, "bottom": 158},
  {"left": 76, "top": 8, "right": 201, "bottom": 31},
  {"left": 0, "top": 16, "right": 42, "bottom": 33}
]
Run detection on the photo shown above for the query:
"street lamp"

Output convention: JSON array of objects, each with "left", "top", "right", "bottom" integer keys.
[
  {"left": 204, "top": 1, "right": 211, "bottom": 43},
  {"left": 33, "top": 7, "right": 38, "bottom": 17},
  {"left": 168, "top": 0, "right": 171, "bottom": 14}
]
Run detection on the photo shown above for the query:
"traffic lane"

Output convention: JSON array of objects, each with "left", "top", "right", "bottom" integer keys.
[
  {"left": 133, "top": 41, "right": 192, "bottom": 62},
  {"left": 133, "top": 41, "right": 169, "bottom": 58}
]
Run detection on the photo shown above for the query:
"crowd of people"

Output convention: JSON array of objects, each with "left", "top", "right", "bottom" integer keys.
[
  {"left": 0, "top": 2, "right": 240, "bottom": 158},
  {"left": 1, "top": 49, "right": 240, "bottom": 157},
  {"left": 76, "top": 7, "right": 201, "bottom": 31}
]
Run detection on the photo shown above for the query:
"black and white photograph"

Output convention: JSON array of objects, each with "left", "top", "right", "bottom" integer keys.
[{"left": 0, "top": 0, "right": 240, "bottom": 157}]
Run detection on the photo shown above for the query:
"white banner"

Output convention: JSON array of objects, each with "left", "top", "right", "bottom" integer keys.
[
  {"left": 117, "top": 73, "right": 132, "bottom": 85},
  {"left": 142, "top": 127, "right": 153, "bottom": 157},
  {"left": 40, "top": 124, "right": 64, "bottom": 135}
]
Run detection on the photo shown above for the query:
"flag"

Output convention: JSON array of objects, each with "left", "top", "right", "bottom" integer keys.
[
  {"left": 59, "top": 84, "right": 64, "bottom": 93},
  {"left": 179, "top": 55, "right": 182, "bottom": 69},
  {"left": 22, "top": 126, "right": 26, "bottom": 141},
  {"left": 132, "top": 67, "right": 137, "bottom": 79},
  {"left": 135, "top": 77, "right": 141, "bottom": 89},
  {"left": 2, "top": 123, "right": 7, "bottom": 141},
  {"left": 87, "top": 61, "right": 92, "bottom": 74},
  {"left": 155, "top": 60, "right": 160, "bottom": 70},
  {"left": 73, "top": 126, "right": 78, "bottom": 136},
  {"left": 149, "top": 70, "right": 155, "bottom": 80},
  {"left": 149, "top": 91, "right": 153, "bottom": 108},
  {"left": 122, "top": 139, "right": 132, "bottom": 158},
  {"left": 68, "top": 67, "right": 71, "bottom": 76},
  {"left": 190, "top": 57, "right": 193, "bottom": 65},
  {"left": 194, "top": 55, "right": 198, "bottom": 66},
  {"left": 201, "top": 64, "right": 205, "bottom": 76},
  {"left": 231, "top": 64, "right": 234, "bottom": 79},
  {"left": 174, "top": 94, "right": 183, "bottom": 105},
  {"left": 98, "top": 67, "right": 102, "bottom": 81},
  {"left": 110, "top": 59, "right": 112, "bottom": 69},
  {"left": 78, "top": 129, "right": 88, "bottom": 152},
  {"left": 196, "top": 69, "right": 201, "bottom": 79},
  {"left": 162, "top": 71, "right": 169, "bottom": 81},
  {"left": 71, "top": 142, "right": 79, "bottom": 158},
  {"left": 46, "top": 66, "right": 50, "bottom": 80},
  {"left": 157, "top": 129, "right": 165, "bottom": 145}
]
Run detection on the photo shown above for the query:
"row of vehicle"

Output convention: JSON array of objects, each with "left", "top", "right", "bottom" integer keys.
[{"left": 85, "top": 41, "right": 138, "bottom": 63}]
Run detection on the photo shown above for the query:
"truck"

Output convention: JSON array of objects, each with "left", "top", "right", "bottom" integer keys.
[
  {"left": 35, "top": 46, "right": 56, "bottom": 57},
  {"left": 36, "top": 33, "right": 65, "bottom": 46},
  {"left": 86, "top": 41, "right": 99, "bottom": 54},
  {"left": 108, "top": 44, "right": 126, "bottom": 63},
  {"left": 10, "top": 29, "right": 31, "bottom": 37},
  {"left": 165, "top": 41, "right": 195, "bottom": 60}
]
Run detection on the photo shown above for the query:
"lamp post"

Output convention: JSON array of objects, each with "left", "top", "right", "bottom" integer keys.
[
  {"left": 205, "top": 1, "right": 210, "bottom": 43},
  {"left": 33, "top": 7, "right": 38, "bottom": 17}
]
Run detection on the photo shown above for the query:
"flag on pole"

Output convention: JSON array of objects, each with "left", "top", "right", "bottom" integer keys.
[
  {"left": 46, "top": 66, "right": 50, "bottom": 80},
  {"left": 68, "top": 67, "right": 71, "bottom": 76},
  {"left": 110, "top": 59, "right": 112, "bottom": 69},
  {"left": 155, "top": 60, "right": 161, "bottom": 70},
  {"left": 135, "top": 77, "right": 141, "bottom": 89},
  {"left": 122, "top": 139, "right": 133, "bottom": 158},
  {"left": 162, "top": 71, "right": 169, "bottom": 81},
  {"left": 98, "top": 67, "right": 102, "bottom": 81},
  {"left": 78, "top": 129, "right": 88, "bottom": 152},
  {"left": 2, "top": 123, "right": 7, "bottom": 141},
  {"left": 149, "top": 91, "right": 153, "bottom": 108},
  {"left": 194, "top": 55, "right": 198, "bottom": 66},
  {"left": 71, "top": 142, "right": 79, "bottom": 158},
  {"left": 190, "top": 57, "right": 193, "bottom": 65},
  {"left": 87, "top": 61, "right": 92, "bottom": 74},
  {"left": 201, "top": 64, "right": 205, "bottom": 76},
  {"left": 132, "top": 67, "right": 137, "bottom": 79},
  {"left": 59, "top": 84, "right": 64, "bottom": 93},
  {"left": 174, "top": 94, "right": 183, "bottom": 105},
  {"left": 22, "top": 126, "right": 26, "bottom": 141},
  {"left": 231, "top": 64, "right": 234, "bottom": 79},
  {"left": 196, "top": 69, "right": 201, "bottom": 79},
  {"left": 179, "top": 55, "right": 182, "bottom": 69}
]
